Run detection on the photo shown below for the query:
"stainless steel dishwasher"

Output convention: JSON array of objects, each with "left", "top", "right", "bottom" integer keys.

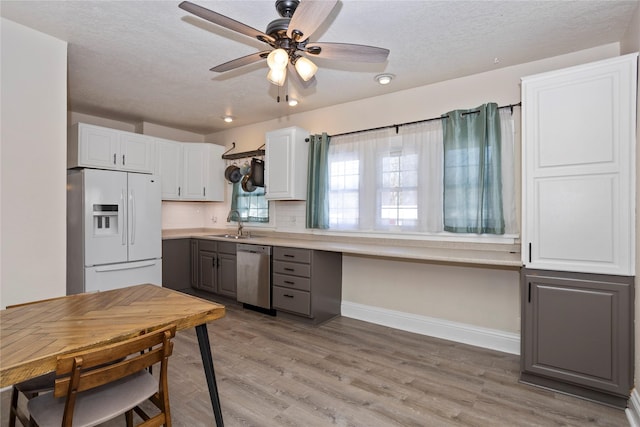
[{"left": 236, "top": 244, "right": 272, "bottom": 311}]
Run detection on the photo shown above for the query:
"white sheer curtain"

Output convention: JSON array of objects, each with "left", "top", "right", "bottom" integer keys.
[
  {"left": 499, "top": 108, "right": 517, "bottom": 235},
  {"left": 327, "top": 109, "right": 516, "bottom": 236},
  {"left": 328, "top": 119, "right": 443, "bottom": 233}
]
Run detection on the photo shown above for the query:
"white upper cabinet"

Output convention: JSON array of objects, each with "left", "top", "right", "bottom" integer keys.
[
  {"left": 155, "top": 140, "right": 224, "bottom": 202},
  {"left": 155, "top": 139, "right": 183, "bottom": 199},
  {"left": 521, "top": 53, "right": 637, "bottom": 275},
  {"left": 68, "top": 123, "right": 155, "bottom": 173},
  {"left": 265, "top": 126, "right": 309, "bottom": 200}
]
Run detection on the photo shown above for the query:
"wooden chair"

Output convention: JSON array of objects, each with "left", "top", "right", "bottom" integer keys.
[{"left": 27, "top": 324, "right": 176, "bottom": 427}]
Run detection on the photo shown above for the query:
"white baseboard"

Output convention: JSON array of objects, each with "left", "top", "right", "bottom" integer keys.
[
  {"left": 341, "top": 301, "right": 520, "bottom": 355},
  {"left": 627, "top": 388, "right": 640, "bottom": 426}
]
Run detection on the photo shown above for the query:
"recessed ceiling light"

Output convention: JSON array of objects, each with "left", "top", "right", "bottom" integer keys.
[
  {"left": 375, "top": 74, "right": 394, "bottom": 85},
  {"left": 223, "top": 116, "right": 234, "bottom": 123},
  {"left": 288, "top": 98, "right": 298, "bottom": 107}
]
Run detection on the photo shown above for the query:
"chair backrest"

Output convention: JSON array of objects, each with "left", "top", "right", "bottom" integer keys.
[{"left": 53, "top": 324, "right": 176, "bottom": 425}]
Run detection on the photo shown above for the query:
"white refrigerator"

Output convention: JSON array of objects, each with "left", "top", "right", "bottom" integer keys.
[{"left": 67, "top": 168, "right": 162, "bottom": 294}]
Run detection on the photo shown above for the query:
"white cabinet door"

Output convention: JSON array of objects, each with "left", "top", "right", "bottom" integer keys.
[
  {"left": 205, "top": 144, "right": 225, "bottom": 201},
  {"left": 265, "top": 126, "right": 309, "bottom": 200},
  {"left": 182, "top": 143, "right": 207, "bottom": 200},
  {"left": 119, "top": 132, "right": 155, "bottom": 173},
  {"left": 521, "top": 53, "right": 637, "bottom": 275},
  {"left": 155, "top": 139, "right": 183, "bottom": 199},
  {"left": 155, "top": 141, "right": 225, "bottom": 201},
  {"left": 71, "top": 123, "right": 154, "bottom": 173},
  {"left": 77, "top": 123, "right": 119, "bottom": 169}
]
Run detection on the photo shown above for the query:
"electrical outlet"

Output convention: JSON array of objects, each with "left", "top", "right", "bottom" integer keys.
[{"left": 211, "top": 216, "right": 217, "bottom": 223}]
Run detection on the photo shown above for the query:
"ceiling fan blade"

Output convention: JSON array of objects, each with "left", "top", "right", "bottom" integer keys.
[
  {"left": 288, "top": 62, "right": 316, "bottom": 88},
  {"left": 286, "top": 0, "right": 338, "bottom": 41},
  {"left": 210, "top": 51, "right": 271, "bottom": 72},
  {"left": 179, "top": 1, "right": 274, "bottom": 44},
  {"left": 305, "top": 42, "right": 390, "bottom": 63}
]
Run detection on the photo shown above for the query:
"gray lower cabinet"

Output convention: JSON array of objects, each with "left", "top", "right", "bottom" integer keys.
[
  {"left": 195, "top": 239, "right": 237, "bottom": 298},
  {"left": 520, "top": 268, "right": 634, "bottom": 408},
  {"left": 161, "top": 239, "right": 191, "bottom": 291},
  {"left": 272, "top": 247, "right": 342, "bottom": 324}
]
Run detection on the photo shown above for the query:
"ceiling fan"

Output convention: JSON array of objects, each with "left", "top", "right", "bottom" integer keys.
[{"left": 178, "top": 0, "right": 390, "bottom": 87}]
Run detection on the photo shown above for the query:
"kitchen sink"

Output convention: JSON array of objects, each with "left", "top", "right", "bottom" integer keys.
[{"left": 209, "top": 234, "right": 250, "bottom": 240}]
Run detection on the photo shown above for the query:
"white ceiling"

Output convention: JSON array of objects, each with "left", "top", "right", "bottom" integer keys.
[{"left": 1, "top": 0, "right": 638, "bottom": 134}]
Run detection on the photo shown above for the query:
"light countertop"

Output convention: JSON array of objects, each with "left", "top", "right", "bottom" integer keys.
[{"left": 163, "top": 228, "right": 522, "bottom": 269}]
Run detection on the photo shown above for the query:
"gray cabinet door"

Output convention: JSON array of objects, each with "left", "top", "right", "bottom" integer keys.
[
  {"left": 217, "top": 252, "right": 237, "bottom": 298},
  {"left": 198, "top": 251, "right": 216, "bottom": 292},
  {"left": 161, "top": 239, "right": 190, "bottom": 291},
  {"left": 190, "top": 239, "right": 198, "bottom": 288},
  {"left": 521, "top": 269, "right": 633, "bottom": 398}
]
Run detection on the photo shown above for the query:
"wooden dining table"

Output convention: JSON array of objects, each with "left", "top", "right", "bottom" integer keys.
[{"left": 0, "top": 284, "right": 226, "bottom": 426}]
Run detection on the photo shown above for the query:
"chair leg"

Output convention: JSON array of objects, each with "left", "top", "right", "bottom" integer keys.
[
  {"left": 125, "top": 410, "right": 133, "bottom": 427},
  {"left": 10, "top": 387, "right": 34, "bottom": 427},
  {"left": 9, "top": 386, "right": 19, "bottom": 427}
]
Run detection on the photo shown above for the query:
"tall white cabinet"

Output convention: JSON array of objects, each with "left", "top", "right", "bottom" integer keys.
[
  {"left": 522, "top": 53, "right": 637, "bottom": 276},
  {"left": 265, "top": 126, "right": 309, "bottom": 200},
  {"left": 520, "top": 53, "right": 637, "bottom": 408}
]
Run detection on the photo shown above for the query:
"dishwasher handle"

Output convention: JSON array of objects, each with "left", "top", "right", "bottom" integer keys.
[{"left": 237, "top": 244, "right": 272, "bottom": 256}]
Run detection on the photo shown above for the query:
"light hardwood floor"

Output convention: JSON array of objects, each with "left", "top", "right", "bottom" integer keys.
[{"left": 2, "top": 297, "right": 628, "bottom": 426}]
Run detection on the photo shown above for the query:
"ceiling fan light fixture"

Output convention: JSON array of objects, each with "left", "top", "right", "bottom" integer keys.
[
  {"left": 267, "top": 67, "right": 287, "bottom": 86},
  {"left": 222, "top": 115, "right": 234, "bottom": 123},
  {"left": 267, "top": 48, "right": 289, "bottom": 71},
  {"left": 375, "top": 73, "right": 394, "bottom": 85},
  {"left": 288, "top": 98, "right": 298, "bottom": 107},
  {"left": 294, "top": 56, "right": 318, "bottom": 81}
]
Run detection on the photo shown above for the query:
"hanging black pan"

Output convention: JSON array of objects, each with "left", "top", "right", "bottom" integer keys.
[{"left": 250, "top": 158, "right": 265, "bottom": 187}]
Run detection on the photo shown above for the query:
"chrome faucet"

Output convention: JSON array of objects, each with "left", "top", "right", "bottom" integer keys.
[{"left": 227, "top": 210, "right": 243, "bottom": 237}]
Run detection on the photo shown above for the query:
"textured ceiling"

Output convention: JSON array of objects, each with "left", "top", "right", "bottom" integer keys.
[{"left": 1, "top": 0, "right": 638, "bottom": 134}]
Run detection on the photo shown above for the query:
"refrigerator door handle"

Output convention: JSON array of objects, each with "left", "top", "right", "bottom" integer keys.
[
  {"left": 94, "top": 260, "right": 157, "bottom": 272},
  {"left": 130, "top": 189, "right": 136, "bottom": 245},
  {"left": 121, "top": 190, "right": 126, "bottom": 246}
]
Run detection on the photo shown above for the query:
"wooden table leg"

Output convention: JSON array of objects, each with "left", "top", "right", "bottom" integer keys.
[{"left": 195, "top": 323, "right": 224, "bottom": 426}]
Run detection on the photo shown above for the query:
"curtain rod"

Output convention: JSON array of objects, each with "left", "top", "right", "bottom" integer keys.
[{"left": 329, "top": 102, "right": 521, "bottom": 139}]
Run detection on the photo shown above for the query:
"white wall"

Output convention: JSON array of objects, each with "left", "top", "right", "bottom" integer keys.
[
  {"left": 136, "top": 122, "right": 205, "bottom": 142},
  {"left": 1, "top": 18, "right": 67, "bottom": 308},
  {"left": 620, "top": 0, "right": 640, "bottom": 400},
  {"left": 205, "top": 44, "right": 621, "bottom": 338}
]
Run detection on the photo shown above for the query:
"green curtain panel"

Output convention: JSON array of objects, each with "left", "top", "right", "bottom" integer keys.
[
  {"left": 306, "top": 133, "right": 331, "bottom": 229},
  {"left": 441, "top": 103, "right": 505, "bottom": 234}
]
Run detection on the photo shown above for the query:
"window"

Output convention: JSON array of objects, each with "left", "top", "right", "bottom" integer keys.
[
  {"left": 327, "top": 109, "right": 516, "bottom": 236},
  {"left": 328, "top": 157, "right": 359, "bottom": 228},
  {"left": 230, "top": 182, "right": 269, "bottom": 223},
  {"left": 379, "top": 150, "right": 418, "bottom": 228}
]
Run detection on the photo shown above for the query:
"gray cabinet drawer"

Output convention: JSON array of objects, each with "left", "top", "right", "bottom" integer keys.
[
  {"left": 217, "top": 241, "right": 236, "bottom": 255},
  {"left": 198, "top": 239, "right": 217, "bottom": 252},
  {"left": 273, "top": 260, "right": 311, "bottom": 278},
  {"left": 273, "top": 273, "right": 311, "bottom": 291},
  {"left": 273, "top": 247, "right": 311, "bottom": 263},
  {"left": 273, "top": 286, "right": 310, "bottom": 316}
]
